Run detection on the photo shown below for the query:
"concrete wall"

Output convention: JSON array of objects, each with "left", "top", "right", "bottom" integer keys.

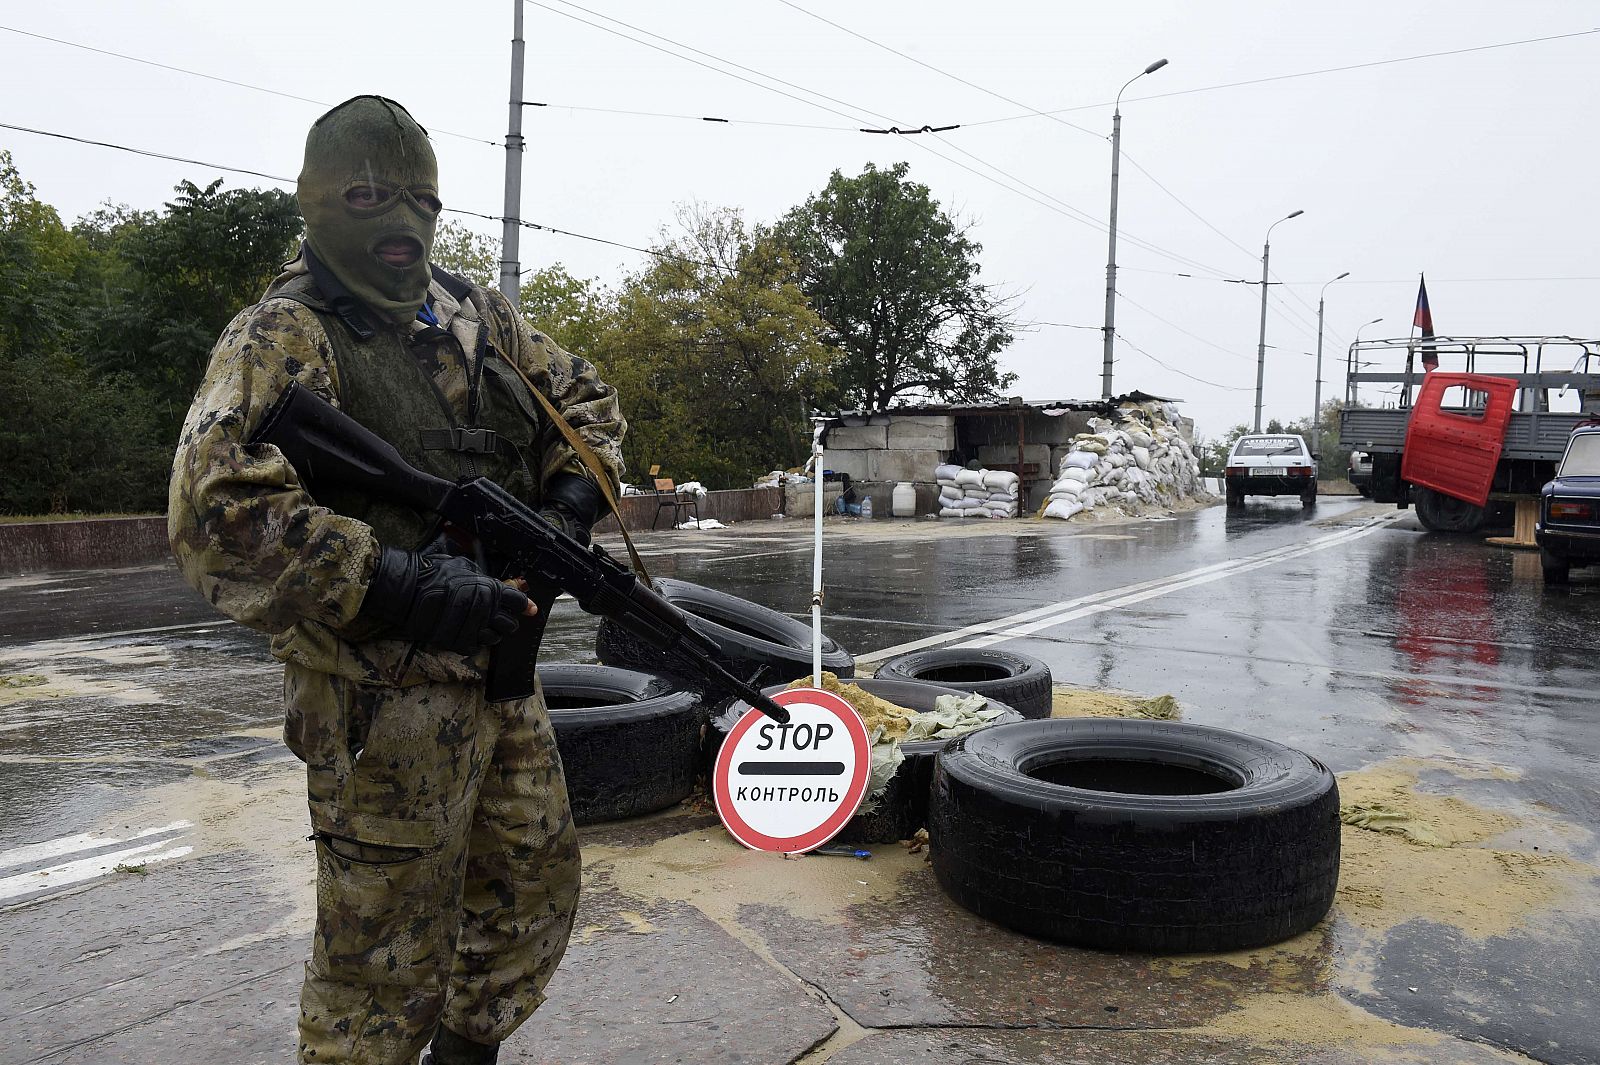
[
  {"left": 782, "top": 483, "right": 845, "bottom": 518},
  {"left": 0, "top": 516, "right": 170, "bottom": 574},
  {"left": 823, "top": 413, "right": 956, "bottom": 487}
]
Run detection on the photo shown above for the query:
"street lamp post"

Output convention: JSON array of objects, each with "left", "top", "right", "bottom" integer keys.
[
  {"left": 1349, "top": 317, "right": 1384, "bottom": 407},
  {"left": 1253, "top": 209, "right": 1304, "bottom": 431},
  {"left": 1313, "top": 271, "right": 1350, "bottom": 439},
  {"left": 1101, "top": 57, "right": 1169, "bottom": 400}
]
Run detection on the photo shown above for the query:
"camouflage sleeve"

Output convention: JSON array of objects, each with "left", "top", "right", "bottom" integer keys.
[
  {"left": 167, "top": 299, "right": 377, "bottom": 635},
  {"left": 480, "top": 287, "right": 627, "bottom": 491}
]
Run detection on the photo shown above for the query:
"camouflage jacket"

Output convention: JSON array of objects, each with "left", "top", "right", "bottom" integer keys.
[{"left": 169, "top": 253, "right": 626, "bottom": 685}]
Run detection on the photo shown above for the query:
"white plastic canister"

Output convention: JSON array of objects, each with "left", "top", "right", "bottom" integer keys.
[{"left": 892, "top": 481, "right": 917, "bottom": 518}]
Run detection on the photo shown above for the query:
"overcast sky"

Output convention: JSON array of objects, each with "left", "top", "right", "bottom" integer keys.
[{"left": 4, "top": 1, "right": 1596, "bottom": 439}]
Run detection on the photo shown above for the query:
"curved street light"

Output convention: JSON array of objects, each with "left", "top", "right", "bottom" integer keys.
[
  {"left": 1100, "top": 57, "right": 1170, "bottom": 399},
  {"left": 1253, "top": 210, "right": 1304, "bottom": 431},
  {"left": 1312, "top": 271, "right": 1350, "bottom": 436}
]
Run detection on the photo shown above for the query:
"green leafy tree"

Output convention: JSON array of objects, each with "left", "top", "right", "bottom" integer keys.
[
  {"left": 80, "top": 179, "right": 301, "bottom": 405},
  {"left": 595, "top": 204, "right": 838, "bottom": 487},
  {"left": 0, "top": 150, "right": 81, "bottom": 359},
  {"left": 521, "top": 265, "right": 611, "bottom": 358},
  {"left": 777, "top": 161, "right": 1016, "bottom": 411},
  {"left": 430, "top": 219, "right": 499, "bottom": 287}
]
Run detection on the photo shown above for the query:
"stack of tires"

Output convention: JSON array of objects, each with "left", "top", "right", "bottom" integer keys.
[
  {"left": 553, "top": 578, "right": 1050, "bottom": 842},
  {"left": 550, "top": 578, "right": 854, "bottom": 826}
]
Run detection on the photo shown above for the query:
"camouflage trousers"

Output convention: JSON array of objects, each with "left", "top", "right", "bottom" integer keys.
[{"left": 283, "top": 663, "right": 581, "bottom": 1064}]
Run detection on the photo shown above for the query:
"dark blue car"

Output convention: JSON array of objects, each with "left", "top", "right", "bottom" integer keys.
[{"left": 1536, "top": 426, "right": 1600, "bottom": 585}]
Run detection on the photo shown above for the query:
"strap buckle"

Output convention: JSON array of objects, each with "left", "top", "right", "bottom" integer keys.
[{"left": 420, "top": 427, "right": 501, "bottom": 455}]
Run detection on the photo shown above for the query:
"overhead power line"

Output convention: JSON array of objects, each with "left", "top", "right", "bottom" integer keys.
[
  {"left": 962, "top": 29, "right": 1600, "bottom": 128},
  {"left": 531, "top": 0, "right": 1239, "bottom": 280},
  {"left": 1115, "top": 332, "right": 1251, "bottom": 392},
  {"left": 1126, "top": 269, "right": 1600, "bottom": 285},
  {"left": 0, "top": 24, "right": 500, "bottom": 147},
  {"left": 1115, "top": 291, "right": 1252, "bottom": 363},
  {"left": 0, "top": 121, "right": 295, "bottom": 184},
  {"left": 773, "top": 0, "right": 1101, "bottom": 140}
]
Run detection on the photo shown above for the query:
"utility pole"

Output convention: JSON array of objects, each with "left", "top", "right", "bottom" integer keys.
[
  {"left": 1314, "top": 271, "right": 1349, "bottom": 443},
  {"left": 1253, "top": 209, "right": 1303, "bottom": 432},
  {"left": 498, "top": 0, "right": 526, "bottom": 307},
  {"left": 1101, "top": 58, "right": 1168, "bottom": 400}
]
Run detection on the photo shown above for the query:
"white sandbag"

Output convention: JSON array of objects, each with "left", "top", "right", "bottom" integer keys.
[
  {"left": 938, "top": 490, "right": 963, "bottom": 506},
  {"left": 954, "top": 468, "right": 986, "bottom": 488},
  {"left": 1073, "top": 439, "right": 1108, "bottom": 455},
  {"left": 1059, "top": 466, "right": 1093, "bottom": 484},
  {"left": 1043, "top": 498, "right": 1084, "bottom": 521},
  {"left": 1061, "top": 451, "right": 1098, "bottom": 471},
  {"left": 1132, "top": 446, "right": 1151, "bottom": 471},
  {"left": 934, "top": 464, "right": 963, "bottom": 481},
  {"left": 1048, "top": 479, "right": 1084, "bottom": 498},
  {"left": 1128, "top": 430, "right": 1154, "bottom": 448},
  {"left": 982, "top": 470, "right": 1020, "bottom": 492},
  {"left": 940, "top": 506, "right": 975, "bottom": 518},
  {"left": 987, "top": 491, "right": 1018, "bottom": 503},
  {"left": 954, "top": 496, "right": 984, "bottom": 509}
]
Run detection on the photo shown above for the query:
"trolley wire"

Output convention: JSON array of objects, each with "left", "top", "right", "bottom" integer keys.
[{"left": 531, "top": 0, "right": 1239, "bottom": 280}]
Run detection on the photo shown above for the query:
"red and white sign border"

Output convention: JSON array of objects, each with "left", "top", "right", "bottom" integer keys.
[{"left": 713, "top": 687, "right": 871, "bottom": 853}]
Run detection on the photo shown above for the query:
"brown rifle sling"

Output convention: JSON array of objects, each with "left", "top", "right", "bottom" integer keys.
[{"left": 492, "top": 354, "right": 650, "bottom": 582}]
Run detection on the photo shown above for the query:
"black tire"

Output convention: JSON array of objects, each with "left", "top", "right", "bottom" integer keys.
[
  {"left": 1301, "top": 486, "right": 1317, "bottom": 508},
  {"left": 1225, "top": 483, "right": 1244, "bottom": 508},
  {"left": 541, "top": 663, "right": 703, "bottom": 826},
  {"left": 1541, "top": 547, "right": 1571, "bottom": 586},
  {"left": 929, "top": 719, "right": 1340, "bottom": 953},
  {"left": 874, "top": 648, "right": 1052, "bottom": 719},
  {"left": 711, "top": 677, "right": 1021, "bottom": 844},
  {"left": 596, "top": 578, "right": 854, "bottom": 696},
  {"left": 1413, "top": 486, "right": 1486, "bottom": 534}
]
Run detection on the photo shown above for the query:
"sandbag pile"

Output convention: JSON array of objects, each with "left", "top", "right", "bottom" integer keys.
[
  {"left": 936, "top": 464, "right": 1021, "bottom": 519},
  {"left": 1042, "top": 402, "right": 1209, "bottom": 521}
]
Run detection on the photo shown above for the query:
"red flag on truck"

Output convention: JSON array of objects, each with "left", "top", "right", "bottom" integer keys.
[{"left": 1414, "top": 275, "right": 1438, "bottom": 370}]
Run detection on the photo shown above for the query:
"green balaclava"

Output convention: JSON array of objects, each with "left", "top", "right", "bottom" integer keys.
[{"left": 298, "top": 95, "right": 440, "bottom": 325}]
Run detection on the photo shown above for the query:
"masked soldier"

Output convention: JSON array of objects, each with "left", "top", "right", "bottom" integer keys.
[{"left": 169, "top": 96, "right": 625, "bottom": 1064}]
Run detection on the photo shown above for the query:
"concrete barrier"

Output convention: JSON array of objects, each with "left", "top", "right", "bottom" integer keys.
[{"left": 0, "top": 516, "right": 171, "bottom": 574}]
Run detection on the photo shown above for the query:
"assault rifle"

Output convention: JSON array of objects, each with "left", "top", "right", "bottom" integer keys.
[{"left": 250, "top": 382, "right": 790, "bottom": 723}]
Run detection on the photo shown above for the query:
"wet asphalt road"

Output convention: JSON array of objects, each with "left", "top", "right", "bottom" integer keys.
[{"left": 1, "top": 497, "right": 1597, "bottom": 1063}]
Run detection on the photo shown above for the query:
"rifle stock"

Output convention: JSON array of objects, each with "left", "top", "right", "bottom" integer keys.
[{"left": 250, "top": 382, "right": 790, "bottom": 723}]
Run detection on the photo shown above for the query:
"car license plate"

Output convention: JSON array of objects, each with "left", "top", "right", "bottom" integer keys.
[{"left": 1248, "top": 467, "right": 1279, "bottom": 477}]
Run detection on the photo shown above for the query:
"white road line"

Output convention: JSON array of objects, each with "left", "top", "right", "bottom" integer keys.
[
  {"left": 0, "top": 820, "right": 193, "bottom": 871},
  {"left": 858, "top": 514, "right": 1403, "bottom": 664},
  {"left": 0, "top": 840, "right": 193, "bottom": 902}
]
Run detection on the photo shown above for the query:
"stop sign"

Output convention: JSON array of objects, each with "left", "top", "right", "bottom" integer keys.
[{"left": 713, "top": 687, "right": 871, "bottom": 853}]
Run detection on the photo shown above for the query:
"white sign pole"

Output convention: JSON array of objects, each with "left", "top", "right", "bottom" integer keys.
[{"left": 810, "top": 420, "right": 826, "bottom": 683}]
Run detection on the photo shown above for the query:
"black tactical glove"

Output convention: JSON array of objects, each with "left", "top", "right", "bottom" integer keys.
[
  {"left": 359, "top": 543, "right": 529, "bottom": 654},
  {"left": 538, "top": 472, "right": 605, "bottom": 546}
]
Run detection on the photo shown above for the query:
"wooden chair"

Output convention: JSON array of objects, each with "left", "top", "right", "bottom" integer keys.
[{"left": 648, "top": 465, "right": 701, "bottom": 529}]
